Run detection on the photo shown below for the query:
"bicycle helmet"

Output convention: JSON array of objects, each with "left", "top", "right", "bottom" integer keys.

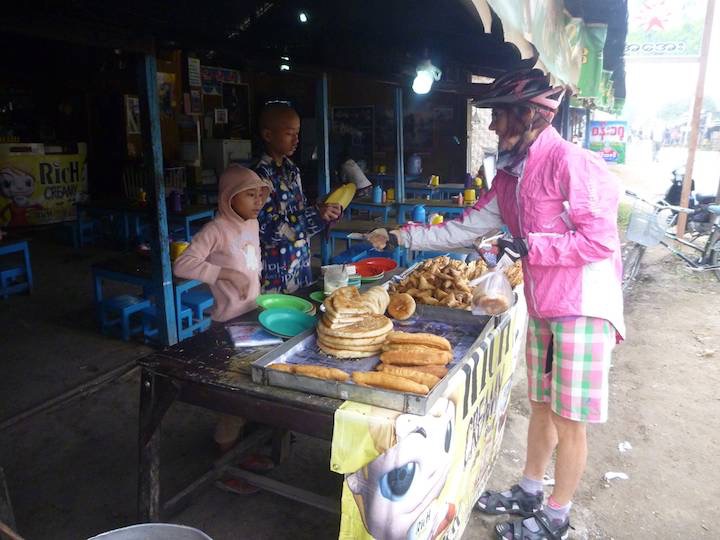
[{"left": 473, "top": 69, "right": 565, "bottom": 112}]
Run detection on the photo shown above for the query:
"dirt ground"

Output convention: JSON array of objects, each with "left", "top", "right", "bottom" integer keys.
[{"left": 475, "top": 246, "right": 720, "bottom": 538}]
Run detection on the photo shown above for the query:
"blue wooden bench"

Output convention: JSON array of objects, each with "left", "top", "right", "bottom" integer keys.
[{"left": 0, "top": 240, "right": 33, "bottom": 299}]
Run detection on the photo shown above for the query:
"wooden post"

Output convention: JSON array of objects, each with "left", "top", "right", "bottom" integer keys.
[
  {"left": 677, "top": 0, "right": 715, "bottom": 235},
  {"left": 137, "top": 51, "right": 178, "bottom": 345},
  {"left": 317, "top": 73, "right": 331, "bottom": 266},
  {"left": 316, "top": 73, "right": 331, "bottom": 198},
  {"left": 394, "top": 87, "right": 405, "bottom": 202}
]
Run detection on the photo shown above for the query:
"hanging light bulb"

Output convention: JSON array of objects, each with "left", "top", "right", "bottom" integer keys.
[
  {"left": 412, "top": 71, "right": 434, "bottom": 94},
  {"left": 299, "top": 11, "right": 308, "bottom": 23},
  {"left": 280, "top": 55, "right": 291, "bottom": 71},
  {"left": 412, "top": 60, "right": 442, "bottom": 95}
]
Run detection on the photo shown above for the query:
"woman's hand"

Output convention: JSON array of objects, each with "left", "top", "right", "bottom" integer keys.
[{"left": 366, "top": 229, "right": 403, "bottom": 250}]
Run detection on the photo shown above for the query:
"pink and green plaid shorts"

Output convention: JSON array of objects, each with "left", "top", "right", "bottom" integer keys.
[{"left": 526, "top": 316, "right": 615, "bottom": 423}]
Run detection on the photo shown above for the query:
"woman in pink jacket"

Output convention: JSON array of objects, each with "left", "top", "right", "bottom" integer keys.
[{"left": 371, "top": 70, "right": 624, "bottom": 539}]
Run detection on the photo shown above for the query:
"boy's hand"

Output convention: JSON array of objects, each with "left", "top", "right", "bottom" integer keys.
[
  {"left": 218, "top": 268, "right": 250, "bottom": 298},
  {"left": 318, "top": 203, "right": 342, "bottom": 222}
]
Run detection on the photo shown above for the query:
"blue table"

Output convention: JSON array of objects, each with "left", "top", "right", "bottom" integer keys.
[
  {"left": 77, "top": 201, "right": 215, "bottom": 246},
  {"left": 435, "top": 183, "right": 466, "bottom": 199},
  {"left": 347, "top": 200, "right": 394, "bottom": 222},
  {"left": 396, "top": 199, "right": 468, "bottom": 224},
  {"left": 168, "top": 205, "right": 215, "bottom": 241},
  {"left": 0, "top": 239, "right": 33, "bottom": 298},
  {"left": 92, "top": 255, "right": 207, "bottom": 341},
  {"left": 404, "top": 182, "right": 438, "bottom": 199},
  {"left": 322, "top": 219, "right": 404, "bottom": 266}
]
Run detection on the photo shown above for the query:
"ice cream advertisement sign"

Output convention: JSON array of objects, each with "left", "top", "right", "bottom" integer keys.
[{"left": 0, "top": 144, "right": 87, "bottom": 227}]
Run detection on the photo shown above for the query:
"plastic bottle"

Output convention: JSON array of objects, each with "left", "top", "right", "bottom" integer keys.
[
  {"left": 169, "top": 190, "right": 182, "bottom": 212},
  {"left": 412, "top": 204, "right": 427, "bottom": 224},
  {"left": 457, "top": 193, "right": 464, "bottom": 206},
  {"left": 372, "top": 184, "right": 383, "bottom": 204}
]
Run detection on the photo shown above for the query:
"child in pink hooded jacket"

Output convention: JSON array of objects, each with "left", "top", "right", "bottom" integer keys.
[
  {"left": 173, "top": 165, "right": 271, "bottom": 322},
  {"left": 174, "top": 166, "right": 274, "bottom": 487}
]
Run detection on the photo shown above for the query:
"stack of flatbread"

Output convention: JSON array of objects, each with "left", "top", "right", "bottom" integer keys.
[{"left": 317, "top": 286, "right": 393, "bottom": 358}]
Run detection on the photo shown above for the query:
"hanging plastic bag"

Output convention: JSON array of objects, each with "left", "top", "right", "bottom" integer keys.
[{"left": 469, "top": 247, "right": 515, "bottom": 316}]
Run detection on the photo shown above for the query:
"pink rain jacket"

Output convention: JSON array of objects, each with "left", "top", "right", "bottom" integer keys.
[{"left": 400, "top": 127, "right": 625, "bottom": 339}]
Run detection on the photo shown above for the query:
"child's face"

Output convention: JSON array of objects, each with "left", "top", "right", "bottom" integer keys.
[
  {"left": 231, "top": 187, "right": 267, "bottom": 220},
  {"left": 262, "top": 112, "right": 300, "bottom": 158}
]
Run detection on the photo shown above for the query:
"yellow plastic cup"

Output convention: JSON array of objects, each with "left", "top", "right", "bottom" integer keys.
[
  {"left": 378, "top": 165, "right": 387, "bottom": 174},
  {"left": 386, "top": 188, "right": 395, "bottom": 201},
  {"left": 431, "top": 175, "right": 440, "bottom": 186},
  {"left": 464, "top": 188, "right": 477, "bottom": 204},
  {"left": 170, "top": 241, "right": 190, "bottom": 261}
]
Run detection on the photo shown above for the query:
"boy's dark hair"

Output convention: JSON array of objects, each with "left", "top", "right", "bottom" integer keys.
[{"left": 259, "top": 101, "right": 298, "bottom": 131}]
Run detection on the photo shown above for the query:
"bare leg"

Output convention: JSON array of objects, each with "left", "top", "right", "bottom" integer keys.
[
  {"left": 549, "top": 413, "right": 587, "bottom": 505},
  {"left": 523, "top": 401, "right": 558, "bottom": 480}
]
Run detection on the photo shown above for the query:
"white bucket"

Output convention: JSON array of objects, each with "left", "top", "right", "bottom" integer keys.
[{"left": 88, "top": 523, "right": 213, "bottom": 540}]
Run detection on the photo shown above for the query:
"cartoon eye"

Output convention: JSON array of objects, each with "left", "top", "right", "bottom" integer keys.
[
  {"left": 445, "top": 420, "right": 453, "bottom": 452},
  {"left": 379, "top": 462, "right": 416, "bottom": 501}
]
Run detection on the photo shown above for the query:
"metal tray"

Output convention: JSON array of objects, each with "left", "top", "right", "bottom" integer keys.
[{"left": 251, "top": 304, "right": 492, "bottom": 414}]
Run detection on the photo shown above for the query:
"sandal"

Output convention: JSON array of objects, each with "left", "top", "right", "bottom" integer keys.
[
  {"left": 239, "top": 453, "right": 275, "bottom": 473},
  {"left": 476, "top": 484, "right": 543, "bottom": 516},
  {"left": 214, "top": 478, "right": 260, "bottom": 496},
  {"left": 495, "top": 510, "right": 570, "bottom": 540}
]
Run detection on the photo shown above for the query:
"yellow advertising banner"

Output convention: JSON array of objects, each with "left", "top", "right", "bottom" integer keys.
[
  {"left": 0, "top": 143, "right": 88, "bottom": 227},
  {"left": 331, "top": 300, "right": 525, "bottom": 540}
]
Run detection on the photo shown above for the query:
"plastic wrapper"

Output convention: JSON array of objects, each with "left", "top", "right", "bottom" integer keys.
[{"left": 469, "top": 254, "right": 514, "bottom": 316}]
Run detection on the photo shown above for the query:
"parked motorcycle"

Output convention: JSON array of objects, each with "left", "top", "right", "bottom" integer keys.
[{"left": 663, "top": 167, "right": 717, "bottom": 235}]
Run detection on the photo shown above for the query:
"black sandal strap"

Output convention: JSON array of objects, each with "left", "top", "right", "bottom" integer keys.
[
  {"left": 531, "top": 510, "right": 564, "bottom": 540},
  {"left": 482, "top": 485, "right": 538, "bottom": 516},
  {"left": 496, "top": 510, "right": 568, "bottom": 540}
]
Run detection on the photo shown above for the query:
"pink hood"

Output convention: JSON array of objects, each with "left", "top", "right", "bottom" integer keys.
[{"left": 173, "top": 166, "right": 271, "bottom": 322}]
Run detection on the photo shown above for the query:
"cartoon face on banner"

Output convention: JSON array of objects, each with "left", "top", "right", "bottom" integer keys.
[
  {"left": 0, "top": 166, "right": 43, "bottom": 227},
  {"left": 346, "top": 398, "right": 457, "bottom": 540}
]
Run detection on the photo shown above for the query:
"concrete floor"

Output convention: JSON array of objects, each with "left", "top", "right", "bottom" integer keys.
[{"left": 0, "top": 231, "right": 359, "bottom": 539}]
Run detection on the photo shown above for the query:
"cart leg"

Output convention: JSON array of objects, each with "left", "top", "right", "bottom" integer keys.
[
  {"left": 138, "top": 369, "right": 179, "bottom": 522},
  {"left": 0, "top": 467, "right": 16, "bottom": 533},
  {"left": 271, "top": 429, "right": 292, "bottom": 464}
]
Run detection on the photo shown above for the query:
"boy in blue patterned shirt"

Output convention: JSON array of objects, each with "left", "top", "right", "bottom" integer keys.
[{"left": 254, "top": 103, "right": 341, "bottom": 293}]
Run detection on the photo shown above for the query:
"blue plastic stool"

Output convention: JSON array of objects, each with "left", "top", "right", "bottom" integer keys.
[
  {"left": 0, "top": 265, "right": 29, "bottom": 299},
  {"left": 141, "top": 304, "right": 193, "bottom": 343},
  {"left": 100, "top": 294, "right": 151, "bottom": 341},
  {"left": 180, "top": 287, "right": 215, "bottom": 321}
]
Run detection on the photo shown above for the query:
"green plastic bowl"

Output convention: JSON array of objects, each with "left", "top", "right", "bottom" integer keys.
[{"left": 256, "top": 294, "right": 314, "bottom": 313}]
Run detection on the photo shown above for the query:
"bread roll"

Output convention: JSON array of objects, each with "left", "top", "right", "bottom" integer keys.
[
  {"left": 352, "top": 371, "right": 429, "bottom": 394},
  {"left": 376, "top": 364, "right": 440, "bottom": 388},
  {"left": 294, "top": 365, "right": 350, "bottom": 381},
  {"left": 386, "top": 331, "right": 452, "bottom": 352},
  {"left": 387, "top": 293, "right": 416, "bottom": 320}
]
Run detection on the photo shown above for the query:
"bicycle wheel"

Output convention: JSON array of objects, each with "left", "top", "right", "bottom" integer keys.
[
  {"left": 708, "top": 229, "right": 720, "bottom": 282},
  {"left": 621, "top": 242, "right": 645, "bottom": 291}
]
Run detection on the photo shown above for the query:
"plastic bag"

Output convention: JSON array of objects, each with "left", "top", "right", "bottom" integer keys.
[{"left": 469, "top": 253, "right": 515, "bottom": 316}]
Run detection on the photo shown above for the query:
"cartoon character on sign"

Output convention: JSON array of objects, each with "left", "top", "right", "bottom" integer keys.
[
  {"left": 346, "top": 398, "right": 457, "bottom": 540},
  {"left": 0, "top": 167, "right": 44, "bottom": 227}
]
